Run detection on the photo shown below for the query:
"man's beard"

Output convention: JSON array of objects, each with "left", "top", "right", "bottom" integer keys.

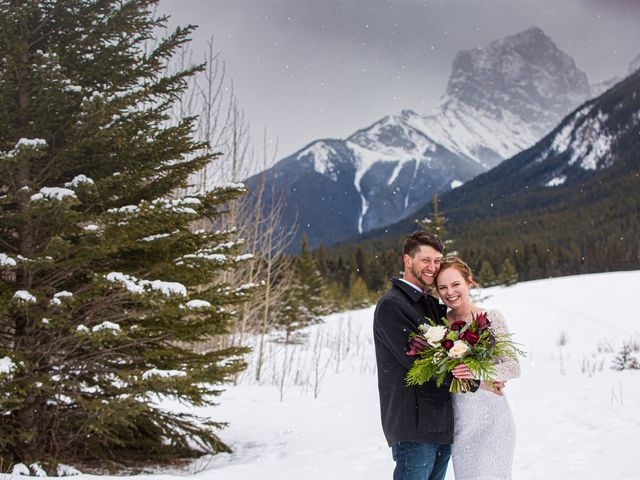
[{"left": 410, "top": 264, "right": 429, "bottom": 289}]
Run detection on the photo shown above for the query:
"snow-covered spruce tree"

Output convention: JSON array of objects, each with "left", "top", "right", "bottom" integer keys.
[{"left": 0, "top": 0, "right": 252, "bottom": 470}]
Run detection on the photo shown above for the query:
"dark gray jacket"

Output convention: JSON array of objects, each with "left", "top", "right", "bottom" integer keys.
[{"left": 373, "top": 277, "right": 453, "bottom": 446}]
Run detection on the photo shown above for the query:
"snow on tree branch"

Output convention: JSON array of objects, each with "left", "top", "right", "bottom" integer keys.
[
  {"left": 30, "top": 187, "right": 77, "bottom": 202},
  {"left": 13, "top": 290, "right": 37, "bottom": 303},
  {"left": 64, "top": 175, "right": 95, "bottom": 188},
  {"left": 0, "top": 253, "right": 17, "bottom": 267},
  {"left": 105, "top": 272, "right": 187, "bottom": 297}
]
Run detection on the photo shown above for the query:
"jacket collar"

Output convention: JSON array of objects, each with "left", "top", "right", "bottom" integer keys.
[{"left": 392, "top": 277, "right": 427, "bottom": 303}]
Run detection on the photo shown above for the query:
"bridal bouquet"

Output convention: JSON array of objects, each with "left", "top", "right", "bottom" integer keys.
[{"left": 405, "top": 312, "right": 522, "bottom": 393}]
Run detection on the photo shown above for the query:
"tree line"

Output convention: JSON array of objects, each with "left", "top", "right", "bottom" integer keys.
[{"left": 305, "top": 186, "right": 639, "bottom": 307}]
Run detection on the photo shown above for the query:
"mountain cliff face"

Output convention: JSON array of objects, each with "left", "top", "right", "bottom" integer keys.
[
  {"left": 247, "top": 27, "right": 593, "bottom": 249},
  {"left": 419, "top": 26, "right": 591, "bottom": 168},
  {"left": 353, "top": 72, "right": 640, "bottom": 283},
  {"left": 377, "top": 69, "right": 640, "bottom": 237}
]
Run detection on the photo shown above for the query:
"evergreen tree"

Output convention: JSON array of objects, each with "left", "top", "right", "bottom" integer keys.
[
  {"left": 274, "top": 280, "right": 305, "bottom": 344},
  {"left": 611, "top": 342, "right": 640, "bottom": 371},
  {"left": 477, "top": 259, "right": 497, "bottom": 287},
  {"left": 416, "top": 193, "right": 455, "bottom": 253},
  {"left": 297, "top": 235, "right": 327, "bottom": 315},
  {"left": 525, "top": 244, "right": 545, "bottom": 279},
  {"left": 355, "top": 246, "right": 367, "bottom": 278},
  {"left": 275, "top": 236, "right": 326, "bottom": 342},
  {"left": 335, "top": 256, "right": 351, "bottom": 291},
  {"left": 0, "top": 0, "right": 252, "bottom": 470},
  {"left": 366, "top": 254, "right": 387, "bottom": 293},
  {"left": 347, "top": 272, "right": 372, "bottom": 309},
  {"left": 324, "top": 280, "right": 346, "bottom": 312},
  {"left": 295, "top": 235, "right": 327, "bottom": 318},
  {"left": 498, "top": 258, "right": 519, "bottom": 286},
  {"left": 314, "top": 243, "right": 328, "bottom": 277}
]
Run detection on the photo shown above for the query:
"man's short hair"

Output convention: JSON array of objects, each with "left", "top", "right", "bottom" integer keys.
[{"left": 403, "top": 230, "right": 444, "bottom": 257}]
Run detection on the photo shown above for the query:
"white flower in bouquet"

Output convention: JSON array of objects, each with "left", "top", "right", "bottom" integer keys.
[
  {"left": 424, "top": 325, "right": 446, "bottom": 346},
  {"left": 447, "top": 340, "right": 469, "bottom": 358}
]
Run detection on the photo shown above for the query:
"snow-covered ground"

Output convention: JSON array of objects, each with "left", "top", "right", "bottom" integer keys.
[{"left": 10, "top": 271, "right": 640, "bottom": 479}]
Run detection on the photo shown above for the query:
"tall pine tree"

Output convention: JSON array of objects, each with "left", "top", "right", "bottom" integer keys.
[
  {"left": 0, "top": 0, "right": 252, "bottom": 471},
  {"left": 275, "top": 235, "right": 327, "bottom": 341},
  {"left": 416, "top": 193, "right": 455, "bottom": 254},
  {"left": 297, "top": 235, "right": 327, "bottom": 317}
]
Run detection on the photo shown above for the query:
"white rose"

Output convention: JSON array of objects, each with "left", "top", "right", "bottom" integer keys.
[
  {"left": 424, "top": 325, "right": 446, "bottom": 346},
  {"left": 448, "top": 340, "right": 469, "bottom": 358},
  {"left": 418, "top": 323, "right": 429, "bottom": 334}
]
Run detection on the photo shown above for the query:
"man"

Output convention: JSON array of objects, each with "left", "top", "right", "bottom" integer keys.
[{"left": 374, "top": 231, "right": 470, "bottom": 480}]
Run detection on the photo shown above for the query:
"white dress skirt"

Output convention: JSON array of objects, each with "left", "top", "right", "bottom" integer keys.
[{"left": 451, "top": 309, "right": 521, "bottom": 480}]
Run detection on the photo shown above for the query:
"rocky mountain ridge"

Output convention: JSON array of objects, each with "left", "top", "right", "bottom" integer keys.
[{"left": 247, "top": 27, "right": 596, "bottom": 249}]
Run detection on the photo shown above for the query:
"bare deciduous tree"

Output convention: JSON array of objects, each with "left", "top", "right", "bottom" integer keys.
[{"left": 170, "top": 38, "right": 296, "bottom": 382}]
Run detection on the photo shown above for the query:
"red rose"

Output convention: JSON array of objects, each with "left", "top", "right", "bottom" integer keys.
[
  {"left": 448, "top": 320, "right": 467, "bottom": 332},
  {"left": 442, "top": 339, "right": 454, "bottom": 350},
  {"left": 461, "top": 330, "right": 480, "bottom": 345}
]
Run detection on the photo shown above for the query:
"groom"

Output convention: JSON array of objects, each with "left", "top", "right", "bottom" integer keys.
[{"left": 373, "top": 231, "right": 460, "bottom": 480}]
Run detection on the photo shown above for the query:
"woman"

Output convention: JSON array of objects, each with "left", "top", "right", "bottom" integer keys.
[{"left": 436, "top": 257, "right": 520, "bottom": 480}]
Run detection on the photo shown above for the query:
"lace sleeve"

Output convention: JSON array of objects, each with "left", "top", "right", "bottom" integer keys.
[{"left": 487, "top": 309, "right": 521, "bottom": 382}]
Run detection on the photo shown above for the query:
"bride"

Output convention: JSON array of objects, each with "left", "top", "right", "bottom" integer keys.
[{"left": 435, "top": 257, "right": 521, "bottom": 480}]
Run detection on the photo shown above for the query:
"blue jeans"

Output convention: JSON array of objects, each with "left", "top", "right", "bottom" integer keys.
[{"left": 391, "top": 441, "right": 451, "bottom": 480}]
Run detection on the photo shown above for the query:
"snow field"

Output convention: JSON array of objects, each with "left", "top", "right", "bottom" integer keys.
[
  {"left": 199, "top": 271, "right": 640, "bottom": 480},
  {"left": 8, "top": 271, "right": 640, "bottom": 479}
]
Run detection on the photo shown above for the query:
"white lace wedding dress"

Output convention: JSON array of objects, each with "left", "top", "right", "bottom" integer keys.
[{"left": 452, "top": 309, "right": 521, "bottom": 480}]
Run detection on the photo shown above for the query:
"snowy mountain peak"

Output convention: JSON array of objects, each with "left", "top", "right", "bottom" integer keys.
[
  {"left": 412, "top": 26, "right": 592, "bottom": 168},
  {"left": 496, "top": 25, "right": 550, "bottom": 49},
  {"left": 247, "top": 27, "right": 598, "bottom": 248},
  {"left": 347, "top": 111, "right": 436, "bottom": 155},
  {"left": 446, "top": 26, "right": 590, "bottom": 126},
  {"left": 294, "top": 139, "right": 352, "bottom": 182},
  {"left": 399, "top": 108, "right": 420, "bottom": 120}
]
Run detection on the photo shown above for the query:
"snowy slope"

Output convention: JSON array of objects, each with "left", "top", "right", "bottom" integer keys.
[
  {"left": 525, "top": 68, "right": 640, "bottom": 188},
  {"left": 16, "top": 271, "right": 638, "bottom": 479},
  {"left": 344, "top": 111, "right": 482, "bottom": 233},
  {"left": 410, "top": 100, "right": 541, "bottom": 169}
]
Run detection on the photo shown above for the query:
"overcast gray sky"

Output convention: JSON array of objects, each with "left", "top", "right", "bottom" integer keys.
[{"left": 159, "top": 0, "right": 640, "bottom": 163}]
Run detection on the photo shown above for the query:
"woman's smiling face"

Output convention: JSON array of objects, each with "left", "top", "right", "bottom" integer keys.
[{"left": 436, "top": 267, "right": 471, "bottom": 310}]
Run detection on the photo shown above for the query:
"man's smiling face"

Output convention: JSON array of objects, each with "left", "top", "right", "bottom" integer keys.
[{"left": 403, "top": 245, "right": 443, "bottom": 289}]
